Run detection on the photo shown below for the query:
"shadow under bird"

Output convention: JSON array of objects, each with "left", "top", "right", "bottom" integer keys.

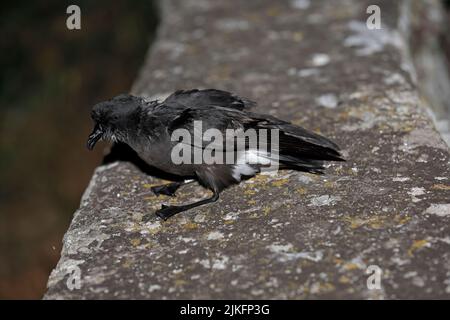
[{"left": 87, "top": 89, "right": 344, "bottom": 220}]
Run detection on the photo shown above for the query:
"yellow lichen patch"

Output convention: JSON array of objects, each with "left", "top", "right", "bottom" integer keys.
[
  {"left": 333, "top": 166, "right": 345, "bottom": 174},
  {"left": 368, "top": 219, "right": 384, "bottom": 229},
  {"left": 393, "top": 214, "right": 411, "bottom": 226},
  {"left": 342, "top": 215, "right": 389, "bottom": 230},
  {"left": 342, "top": 216, "right": 366, "bottom": 229},
  {"left": 143, "top": 242, "right": 154, "bottom": 249},
  {"left": 244, "top": 189, "right": 257, "bottom": 196},
  {"left": 271, "top": 178, "right": 289, "bottom": 187},
  {"left": 399, "top": 124, "right": 415, "bottom": 133},
  {"left": 311, "top": 282, "right": 336, "bottom": 294},
  {"left": 247, "top": 199, "right": 257, "bottom": 205},
  {"left": 130, "top": 238, "right": 141, "bottom": 247},
  {"left": 250, "top": 174, "right": 270, "bottom": 184},
  {"left": 250, "top": 212, "right": 260, "bottom": 219},
  {"left": 144, "top": 195, "right": 158, "bottom": 201},
  {"left": 122, "top": 259, "right": 132, "bottom": 268},
  {"left": 337, "top": 110, "right": 350, "bottom": 120},
  {"left": 342, "top": 263, "right": 360, "bottom": 271},
  {"left": 407, "top": 239, "right": 429, "bottom": 257},
  {"left": 321, "top": 282, "right": 336, "bottom": 292},
  {"left": 142, "top": 183, "right": 159, "bottom": 189},
  {"left": 147, "top": 226, "right": 161, "bottom": 235},
  {"left": 263, "top": 206, "right": 271, "bottom": 216},
  {"left": 339, "top": 275, "right": 351, "bottom": 284},
  {"left": 122, "top": 222, "right": 142, "bottom": 233},
  {"left": 183, "top": 222, "right": 199, "bottom": 230},
  {"left": 292, "top": 31, "right": 304, "bottom": 42},
  {"left": 432, "top": 184, "right": 450, "bottom": 191},
  {"left": 174, "top": 279, "right": 187, "bottom": 287},
  {"left": 266, "top": 6, "right": 281, "bottom": 16},
  {"left": 323, "top": 181, "right": 336, "bottom": 189},
  {"left": 296, "top": 187, "right": 307, "bottom": 195},
  {"left": 286, "top": 101, "right": 297, "bottom": 108}
]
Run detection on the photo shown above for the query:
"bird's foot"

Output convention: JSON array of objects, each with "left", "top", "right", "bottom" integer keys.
[
  {"left": 151, "top": 182, "right": 181, "bottom": 197},
  {"left": 155, "top": 204, "right": 186, "bottom": 221}
]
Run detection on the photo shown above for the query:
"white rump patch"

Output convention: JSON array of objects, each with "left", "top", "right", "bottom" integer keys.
[{"left": 232, "top": 150, "right": 274, "bottom": 181}]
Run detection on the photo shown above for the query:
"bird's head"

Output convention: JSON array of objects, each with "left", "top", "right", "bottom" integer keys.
[{"left": 87, "top": 94, "right": 143, "bottom": 150}]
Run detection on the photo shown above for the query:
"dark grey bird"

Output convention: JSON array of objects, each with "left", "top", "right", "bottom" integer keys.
[{"left": 87, "top": 89, "right": 344, "bottom": 220}]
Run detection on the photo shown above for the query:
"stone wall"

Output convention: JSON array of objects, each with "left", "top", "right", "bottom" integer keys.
[{"left": 45, "top": 0, "right": 450, "bottom": 299}]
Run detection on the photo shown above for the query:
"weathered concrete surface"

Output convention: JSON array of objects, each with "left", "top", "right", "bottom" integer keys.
[{"left": 45, "top": 0, "right": 450, "bottom": 299}]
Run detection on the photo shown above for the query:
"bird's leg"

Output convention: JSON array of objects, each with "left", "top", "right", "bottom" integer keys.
[
  {"left": 154, "top": 191, "right": 219, "bottom": 221},
  {"left": 151, "top": 179, "right": 194, "bottom": 197}
]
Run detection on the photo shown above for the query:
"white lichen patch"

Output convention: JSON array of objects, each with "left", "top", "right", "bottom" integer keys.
[
  {"left": 384, "top": 73, "right": 405, "bottom": 85},
  {"left": 284, "top": 251, "right": 324, "bottom": 262},
  {"left": 308, "top": 195, "right": 341, "bottom": 206},
  {"left": 268, "top": 243, "right": 294, "bottom": 253},
  {"left": 46, "top": 258, "right": 85, "bottom": 288},
  {"left": 148, "top": 284, "right": 161, "bottom": 292},
  {"left": 424, "top": 204, "right": 450, "bottom": 217},
  {"left": 64, "top": 226, "right": 110, "bottom": 255},
  {"left": 290, "top": 0, "right": 310, "bottom": 10},
  {"left": 340, "top": 256, "right": 367, "bottom": 272},
  {"left": 197, "top": 255, "right": 229, "bottom": 270},
  {"left": 344, "top": 21, "right": 402, "bottom": 56},
  {"left": 408, "top": 187, "right": 425, "bottom": 203},
  {"left": 198, "top": 259, "right": 211, "bottom": 268},
  {"left": 268, "top": 243, "right": 323, "bottom": 262},
  {"left": 223, "top": 211, "right": 239, "bottom": 221},
  {"left": 194, "top": 212, "right": 206, "bottom": 223},
  {"left": 392, "top": 176, "right": 410, "bottom": 182},
  {"left": 207, "top": 231, "right": 225, "bottom": 240},
  {"left": 316, "top": 94, "right": 338, "bottom": 109},
  {"left": 141, "top": 221, "right": 161, "bottom": 234},
  {"left": 212, "top": 256, "right": 229, "bottom": 270},
  {"left": 178, "top": 236, "right": 196, "bottom": 243},
  {"left": 80, "top": 162, "right": 119, "bottom": 207},
  {"left": 215, "top": 19, "right": 250, "bottom": 32},
  {"left": 287, "top": 68, "right": 320, "bottom": 78},
  {"left": 297, "top": 174, "right": 314, "bottom": 184},
  {"left": 311, "top": 53, "right": 330, "bottom": 67}
]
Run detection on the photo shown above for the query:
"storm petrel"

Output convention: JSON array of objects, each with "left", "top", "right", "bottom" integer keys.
[{"left": 87, "top": 89, "right": 344, "bottom": 220}]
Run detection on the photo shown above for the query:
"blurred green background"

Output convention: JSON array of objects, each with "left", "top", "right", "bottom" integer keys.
[{"left": 0, "top": 1, "right": 158, "bottom": 299}]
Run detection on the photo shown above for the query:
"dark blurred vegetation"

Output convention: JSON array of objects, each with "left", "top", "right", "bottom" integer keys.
[{"left": 0, "top": 1, "right": 158, "bottom": 299}]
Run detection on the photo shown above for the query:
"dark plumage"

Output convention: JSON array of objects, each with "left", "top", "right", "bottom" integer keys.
[{"left": 87, "top": 89, "right": 344, "bottom": 220}]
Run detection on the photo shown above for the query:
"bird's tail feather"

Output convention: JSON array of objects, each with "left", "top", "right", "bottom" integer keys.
[{"left": 249, "top": 126, "right": 344, "bottom": 173}]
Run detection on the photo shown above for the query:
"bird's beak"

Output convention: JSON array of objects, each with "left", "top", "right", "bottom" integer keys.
[{"left": 87, "top": 123, "right": 103, "bottom": 150}]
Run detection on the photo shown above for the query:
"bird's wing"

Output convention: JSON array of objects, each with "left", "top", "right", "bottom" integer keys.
[
  {"left": 153, "top": 105, "right": 251, "bottom": 152},
  {"left": 151, "top": 104, "right": 343, "bottom": 168},
  {"left": 163, "top": 89, "right": 256, "bottom": 111},
  {"left": 240, "top": 112, "right": 343, "bottom": 162}
]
